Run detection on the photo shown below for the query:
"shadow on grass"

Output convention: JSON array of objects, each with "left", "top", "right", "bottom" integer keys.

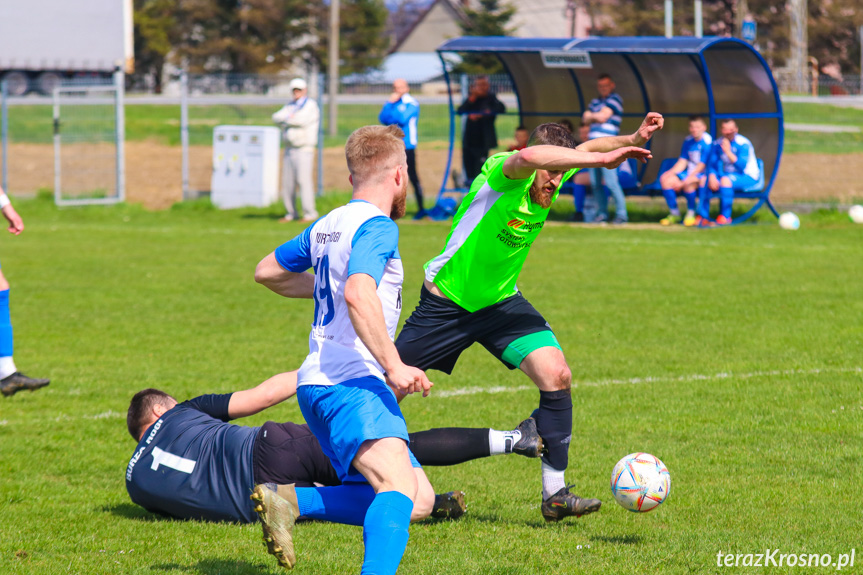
[
  {"left": 151, "top": 559, "right": 276, "bottom": 574},
  {"left": 589, "top": 533, "right": 643, "bottom": 545},
  {"left": 461, "top": 512, "right": 592, "bottom": 529},
  {"left": 101, "top": 502, "right": 176, "bottom": 522},
  {"left": 239, "top": 213, "right": 285, "bottom": 220}
]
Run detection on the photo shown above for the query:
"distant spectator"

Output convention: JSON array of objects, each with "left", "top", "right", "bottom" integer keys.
[
  {"left": 507, "top": 125, "right": 530, "bottom": 151},
  {"left": 379, "top": 78, "right": 426, "bottom": 219},
  {"left": 558, "top": 120, "right": 592, "bottom": 222},
  {"left": 583, "top": 73, "right": 627, "bottom": 224},
  {"left": 699, "top": 119, "right": 760, "bottom": 226},
  {"left": 456, "top": 76, "right": 506, "bottom": 184},
  {"left": 659, "top": 115, "right": 712, "bottom": 226},
  {"left": 272, "top": 78, "right": 319, "bottom": 222}
]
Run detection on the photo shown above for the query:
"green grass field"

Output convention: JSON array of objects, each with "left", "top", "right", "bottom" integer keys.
[
  {"left": 6, "top": 101, "right": 862, "bottom": 153},
  {"left": 0, "top": 195, "right": 861, "bottom": 574}
]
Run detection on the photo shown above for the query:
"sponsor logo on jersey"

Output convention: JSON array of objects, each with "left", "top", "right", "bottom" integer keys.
[
  {"left": 507, "top": 218, "right": 545, "bottom": 232},
  {"left": 126, "top": 445, "right": 146, "bottom": 481},
  {"left": 315, "top": 231, "right": 342, "bottom": 245}
]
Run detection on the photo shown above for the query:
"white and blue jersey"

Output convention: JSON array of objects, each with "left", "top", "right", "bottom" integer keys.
[
  {"left": 587, "top": 92, "right": 623, "bottom": 139},
  {"left": 125, "top": 394, "right": 259, "bottom": 523},
  {"left": 679, "top": 133, "right": 713, "bottom": 175},
  {"left": 708, "top": 134, "right": 760, "bottom": 180},
  {"left": 379, "top": 94, "right": 420, "bottom": 150},
  {"left": 275, "top": 200, "right": 403, "bottom": 388}
]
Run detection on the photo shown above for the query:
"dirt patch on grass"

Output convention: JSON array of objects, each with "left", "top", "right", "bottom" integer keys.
[{"left": 2, "top": 143, "right": 861, "bottom": 209}]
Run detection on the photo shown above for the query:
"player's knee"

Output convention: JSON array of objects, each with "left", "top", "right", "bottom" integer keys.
[
  {"left": 543, "top": 361, "right": 571, "bottom": 391},
  {"left": 720, "top": 176, "right": 732, "bottom": 188},
  {"left": 659, "top": 174, "right": 675, "bottom": 189}
]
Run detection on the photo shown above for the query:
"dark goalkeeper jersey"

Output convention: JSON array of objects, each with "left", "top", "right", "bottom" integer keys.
[{"left": 125, "top": 394, "right": 259, "bottom": 523}]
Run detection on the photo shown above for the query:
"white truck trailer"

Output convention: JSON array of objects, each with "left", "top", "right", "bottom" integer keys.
[{"left": 0, "top": 0, "right": 134, "bottom": 95}]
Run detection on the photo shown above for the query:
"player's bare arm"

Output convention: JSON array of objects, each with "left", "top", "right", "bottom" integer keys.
[
  {"left": 720, "top": 138, "right": 737, "bottom": 163},
  {"left": 669, "top": 158, "right": 688, "bottom": 175},
  {"left": 227, "top": 371, "right": 299, "bottom": 419},
  {"left": 576, "top": 112, "right": 664, "bottom": 153},
  {"left": 344, "top": 273, "right": 432, "bottom": 397},
  {"left": 503, "top": 145, "right": 652, "bottom": 180},
  {"left": 0, "top": 187, "right": 23, "bottom": 235},
  {"left": 254, "top": 252, "right": 315, "bottom": 298}
]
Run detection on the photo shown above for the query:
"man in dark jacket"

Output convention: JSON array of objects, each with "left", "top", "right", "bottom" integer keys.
[{"left": 457, "top": 76, "right": 506, "bottom": 184}]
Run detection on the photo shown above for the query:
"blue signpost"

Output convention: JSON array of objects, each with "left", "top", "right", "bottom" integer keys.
[{"left": 742, "top": 18, "right": 757, "bottom": 43}]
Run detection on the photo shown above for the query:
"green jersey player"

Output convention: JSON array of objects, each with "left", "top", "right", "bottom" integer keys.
[{"left": 395, "top": 112, "right": 664, "bottom": 522}]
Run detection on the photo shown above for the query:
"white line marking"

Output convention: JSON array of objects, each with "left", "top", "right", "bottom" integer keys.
[
  {"left": 4, "top": 367, "right": 860, "bottom": 424},
  {"left": 431, "top": 366, "right": 862, "bottom": 398}
]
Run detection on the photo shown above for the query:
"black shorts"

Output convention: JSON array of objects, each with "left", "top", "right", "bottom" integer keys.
[
  {"left": 395, "top": 285, "right": 557, "bottom": 374},
  {"left": 252, "top": 421, "right": 341, "bottom": 488}
]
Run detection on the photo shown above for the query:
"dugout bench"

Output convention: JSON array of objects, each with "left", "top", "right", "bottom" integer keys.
[{"left": 433, "top": 36, "right": 784, "bottom": 225}]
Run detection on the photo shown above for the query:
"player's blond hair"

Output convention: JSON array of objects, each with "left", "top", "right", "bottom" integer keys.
[{"left": 345, "top": 125, "right": 406, "bottom": 186}]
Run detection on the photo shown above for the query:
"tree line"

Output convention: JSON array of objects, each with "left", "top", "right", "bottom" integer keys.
[{"left": 133, "top": 0, "right": 862, "bottom": 90}]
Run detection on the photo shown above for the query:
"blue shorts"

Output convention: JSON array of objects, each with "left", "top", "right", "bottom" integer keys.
[
  {"left": 297, "top": 376, "right": 420, "bottom": 483},
  {"left": 675, "top": 170, "right": 689, "bottom": 181},
  {"left": 725, "top": 173, "right": 759, "bottom": 191}
]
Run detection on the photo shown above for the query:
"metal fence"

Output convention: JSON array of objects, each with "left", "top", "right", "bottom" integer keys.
[
  {"left": 774, "top": 69, "right": 863, "bottom": 96},
  {"left": 1, "top": 70, "right": 861, "bottom": 209}
]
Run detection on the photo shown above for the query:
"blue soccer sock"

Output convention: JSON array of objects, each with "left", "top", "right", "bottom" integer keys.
[
  {"left": 0, "top": 289, "right": 15, "bottom": 379},
  {"left": 661, "top": 189, "right": 679, "bottom": 215},
  {"left": 719, "top": 186, "right": 734, "bottom": 218},
  {"left": 361, "top": 491, "right": 413, "bottom": 575},
  {"left": 572, "top": 184, "right": 587, "bottom": 212},
  {"left": 295, "top": 484, "right": 376, "bottom": 526},
  {"left": 684, "top": 191, "right": 697, "bottom": 213},
  {"left": 697, "top": 186, "right": 710, "bottom": 218}
]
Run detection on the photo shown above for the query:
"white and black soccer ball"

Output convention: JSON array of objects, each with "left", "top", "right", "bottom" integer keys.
[
  {"left": 610, "top": 452, "right": 671, "bottom": 512},
  {"left": 848, "top": 204, "right": 863, "bottom": 224}
]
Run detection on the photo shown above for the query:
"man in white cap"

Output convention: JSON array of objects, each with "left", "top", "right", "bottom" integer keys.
[{"left": 272, "top": 78, "right": 320, "bottom": 222}]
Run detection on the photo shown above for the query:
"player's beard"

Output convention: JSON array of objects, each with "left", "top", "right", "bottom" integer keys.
[
  {"left": 529, "top": 182, "right": 555, "bottom": 209},
  {"left": 390, "top": 179, "right": 407, "bottom": 220}
]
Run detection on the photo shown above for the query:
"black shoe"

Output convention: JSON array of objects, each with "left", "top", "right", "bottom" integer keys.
[
  {"left": 512, "top": 416, "right": 543, "bottom": 458},
  {"left": 540, "top": 485, "right": 601, "bottom": 522},
  {"left": 1, "top": 372, "right": 50, "bottom": 397},
  {"left": 611, "top": 216, "right": 628, "bottom": 225},
  {"left": 430, "top": 491, "right": 466, "bottom": 520},
  {"left": 571, "top": 211, "right": 585, "bottom": 222}
]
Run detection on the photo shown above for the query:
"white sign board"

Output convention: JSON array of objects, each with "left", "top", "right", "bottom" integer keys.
[{"left": 540, "top": 51, "right": 593, "bottom": 69}]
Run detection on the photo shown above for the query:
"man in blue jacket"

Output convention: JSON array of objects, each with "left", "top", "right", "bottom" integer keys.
[{"left": 379, "top": 79, "right": 426, "bottom": 219}]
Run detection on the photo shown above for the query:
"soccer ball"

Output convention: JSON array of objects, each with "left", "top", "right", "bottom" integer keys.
[
  {"left": 778, "top": 212, "right": 800, "bottom": 230},
  {"left": 849, "top": 204, "right": 863, "bottom": 224},
  {"left": 610, "top": 453, "right": 671, "bottom": 512}
]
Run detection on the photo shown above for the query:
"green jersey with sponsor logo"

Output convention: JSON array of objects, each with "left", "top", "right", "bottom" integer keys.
[{"left": 424, "top": 151, "right": 576, "bottom": 312}]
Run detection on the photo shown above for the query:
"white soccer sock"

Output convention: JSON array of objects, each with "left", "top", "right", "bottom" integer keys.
[
  {"left": 0, "top": 356, "right": 16, "bottom": 380},
  {"left": 541, "top": 462, "right": 567, "bottom": 500},
  {"left": 488, "top": 428, "right": 522, "bottom": 456}
]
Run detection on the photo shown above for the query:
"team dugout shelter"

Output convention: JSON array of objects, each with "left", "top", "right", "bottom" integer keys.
[{"left": 435, "top": 36, "right": 783, "bottom": 224}]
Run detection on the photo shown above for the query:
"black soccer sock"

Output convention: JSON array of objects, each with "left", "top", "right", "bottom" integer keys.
[
  {"left": 408, "top": 427, "right": 491, "bottom": 466},
  {"left": 535, "top": 389, "right": 573, "bottom": 471}
]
